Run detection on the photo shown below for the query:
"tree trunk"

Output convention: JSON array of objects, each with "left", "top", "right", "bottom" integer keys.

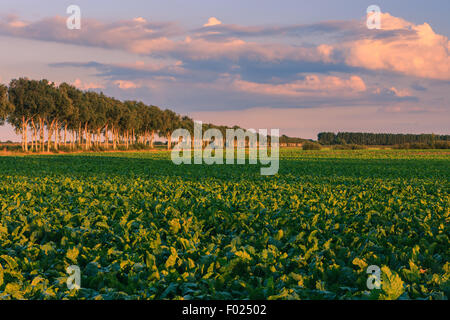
[
  {"left": 47, "top": 122, "right": 51, "bottom": 152},
  {"left": 87, "top": 131, "right": 91, "bottom": 149},
  {"left": 97, "top": 128, "right": 101, "bottom": 146},
  {"left": 104, "top": 124, "right": 109, "bottom": 149},
  {"left": 31, "top": 119, "right": 37, "bottom": 152},
  {"left": 54, "top": 120, "right": 59, "bottom": 150},
  {"left": 84, "top": 123, "right": 88, "bottom": 150},
  {"left": 78, "top": 123, "right": 82, "bottom": 147},
  {"left": 151, "top": 130, "right": 155, "bottom": 148},
  {"left": 167, "top": 133, "right": 171, "bottom": 150},
  {"left": 112, "top": 128, "right": 115, "bottom": 149},
  {"left": 39, "top": 118, "right": 44, "bottom": 152},
  {"left": 47, "top": 120, "right": 55, "bottom": 152},
  {"left": 21, "top": 116, "right": 26, "bottom": 151}
]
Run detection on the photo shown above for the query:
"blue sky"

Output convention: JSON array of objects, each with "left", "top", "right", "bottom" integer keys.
[{"left": 0, "top": 0, "right": 449, "bottom": 139}]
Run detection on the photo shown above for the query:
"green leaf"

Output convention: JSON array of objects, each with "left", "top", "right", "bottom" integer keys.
[
  {"left": 380, "top": 266, "right": 405, "bottom": 300},
  {"left": 165, "top": 248, "right": 178, "bottom": 269},
  {"left": 66, "top": 247, "right": 79, "bottom": 263},
  {"left": 235, "top": 250, "right": 252, "bottom": 261},
  {"left": 0, "top": 263, "right": 3, "bottom": 286},
  {"left": 146, "top": 252, "right": 156, "bottom": 268},
  {"left": 168, "top": 219, "right": 181, "bottom": 233},
  {"left": 275, "top": 229, "right": 284, "bottom": 240},
  {"left": 352, "top": 257, "right": 368, "bottom": 270}
]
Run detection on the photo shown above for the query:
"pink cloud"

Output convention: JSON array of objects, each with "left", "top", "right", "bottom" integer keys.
[
  {"left": 0, "top": 15, "right": 179, "bottom": 52},
  {"left": 73, "top": 78, "right": 104, "bottom": 90},
  {"left": 0, "top": 15, "right": 335, "bottom": 64},
  {"left": 114, "top": 80, "right": 140, "bottom": 89},
  {"left": 1, "top": 12, "right": 448, "bottom": 82},
  {"left": 231, "top": 74, "right": 366, "bottom": 97},
  {"left": 343, "top": 13, "right": 450, "bottom": 80}
]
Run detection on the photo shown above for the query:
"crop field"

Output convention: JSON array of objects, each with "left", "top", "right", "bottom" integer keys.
[{"left": 0, "top": 149, "right": 448, "bottom": 300}]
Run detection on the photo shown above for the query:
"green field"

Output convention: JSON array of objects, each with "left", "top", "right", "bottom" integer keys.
[{"left": 0, "top": 149, "right": 448, "bottom": 300}]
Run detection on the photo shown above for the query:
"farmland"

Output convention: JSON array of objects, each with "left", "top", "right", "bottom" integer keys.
[{"left": 0, "top": 149, "right": 448, "bottom": 300}]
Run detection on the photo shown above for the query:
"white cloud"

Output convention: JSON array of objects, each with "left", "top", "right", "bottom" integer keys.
[
  {"left": 203, "top": 17, "right": 222, "bottom": 27},
  {"left": 133, "top": 17, "right": 147, "bottom": 24}
]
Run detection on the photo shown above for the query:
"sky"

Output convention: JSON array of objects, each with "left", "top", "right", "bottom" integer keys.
[{"left": 0, "top": 0, "right": 449, "bottom": 140}]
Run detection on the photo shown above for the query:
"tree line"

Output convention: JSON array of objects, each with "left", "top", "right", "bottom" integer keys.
[
  {"left": 318, "top": 132, "right": 450, "bottom": 146},
  {"left": 0, "top": 78, "right": 244, "bottom": 152},
  {"left": 279, "top": 135, "right": 308, "bottom": 144}
]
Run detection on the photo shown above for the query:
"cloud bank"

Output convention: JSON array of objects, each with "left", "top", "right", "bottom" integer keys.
[{"left": 0, "top": 10, "right": 448, "bottom": 138}]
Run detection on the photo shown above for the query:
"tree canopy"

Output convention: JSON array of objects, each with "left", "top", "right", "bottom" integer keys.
[
  {"left": 1, "top": 78, "right": 247, "bottom": 151},
  {"left": 318, "top": 132, "right": 450, "bottom": 146}
]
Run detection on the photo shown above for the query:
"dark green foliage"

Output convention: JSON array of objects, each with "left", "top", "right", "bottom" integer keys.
[
  {"left": 318, "top": 132, "right": 450, "bottom": 146},
  {"left": 332, "top": 144, "right": 367, "bottom": 150},
  {"left": 302, "top": 142, "right": 321, "bottom": 150},
  {"left": 0, "top": 84, "right": 14, "bottom": 125},
  {"left": 279, "top": 135, "right": 307, "bottom": 144},
  {"left": 393, "top": 141, "right": 450, "bottom": 149}
]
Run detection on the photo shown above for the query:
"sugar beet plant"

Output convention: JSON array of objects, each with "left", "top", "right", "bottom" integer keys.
[{"left": 0, "top": 149, "right": 448, "bottom": 300}]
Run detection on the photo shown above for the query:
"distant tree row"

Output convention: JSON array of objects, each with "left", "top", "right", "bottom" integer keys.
[
  {"left": 318, "top": 132, "right": 450, "bottom": 146},
  {"left": 0, "top": 78, "right": 240, "bottom": 152},
  {"left": 279, "top": 135, "right": 308, "bottom": 144}
]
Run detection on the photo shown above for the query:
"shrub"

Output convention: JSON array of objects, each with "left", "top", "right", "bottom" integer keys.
[
  {"left": 332, "top": 144, "right": 349, "bottom": 150},
  {"left": 394, "top": 141, "right": 450, "bottom": 149},
  {"left": 131, "top": 143, "right": 149, "bottom": 150},
  {"left": 302, "top": 142, "right": 321, "bottom": 150},
  {"left": 332, "top": 144, "right": 367, "bottom": 150},
  {"left": 1, "top": 144, "right": 23, "bottom": 152},
  {"left": 434, "top": 141, "right": 450, "bottom": 149},
  {"left": 57, "top": 145, "right": 73, "bottom": 152},
  {"left": 90, "top": 145, "right": 107, "bottom": 152}
]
